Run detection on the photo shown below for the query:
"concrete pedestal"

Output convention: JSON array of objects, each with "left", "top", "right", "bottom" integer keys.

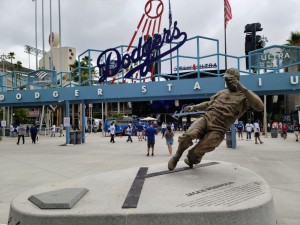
[{"left": 8, "top": 161, "right": 276, "bottom": 225}]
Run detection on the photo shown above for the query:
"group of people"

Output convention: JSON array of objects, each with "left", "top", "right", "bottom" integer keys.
[
  {"left": 236, "top": 120, "right": 263, "bottom": 144},
  {"left": 11, "top": 123, "right": 65, "bottom": 145},
  {"left": 11, "top": 123, "right": 39, "bottom": 145},
  {"left": 108, "top": 121, "right": 175, "bottom": 156},
  {"left": 50, "top": 124, "right": 64, "bottom": 137},
  {"left": 272, "top": 121, "right": 300, "bottom": 141}
]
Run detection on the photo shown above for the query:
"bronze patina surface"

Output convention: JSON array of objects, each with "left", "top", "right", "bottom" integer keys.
[{"left": 168, "top": 68, "right": 264, "bottom": 171}]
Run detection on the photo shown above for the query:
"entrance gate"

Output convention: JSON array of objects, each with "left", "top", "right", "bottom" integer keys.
[{"left": 1, "top": 43, "right": 300, "bottom": 144}]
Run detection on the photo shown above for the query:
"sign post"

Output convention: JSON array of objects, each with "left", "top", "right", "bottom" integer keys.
[{"left": 1, "top": 119, "right": 6, "bottom": 138}]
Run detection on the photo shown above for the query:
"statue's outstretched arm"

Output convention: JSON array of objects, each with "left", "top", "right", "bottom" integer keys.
[
  {"left": 236, "top": 81, "right": 264, "bottom": 111},
  {"left": 193, "top": 101, "right": 210, "bottom": 111}
]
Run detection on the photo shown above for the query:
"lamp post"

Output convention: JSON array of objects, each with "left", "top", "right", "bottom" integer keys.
[
  {"left": 0, "top": 53, "right": 8, "bottom": 92},
  {"left": 42, "top": 0, "right": 46, "bottom": 67},
  {"left": 58, "top": 0, "right": 62, "bottom": 73},
  {"left": 1, "top": 53, "right": 8, "bottom": 135},
  {"left": 49, "top": 0, "right": 53, "bottom": 70},
  {"left": 32, "top": 0, "right": 38, "bottom": 70}
]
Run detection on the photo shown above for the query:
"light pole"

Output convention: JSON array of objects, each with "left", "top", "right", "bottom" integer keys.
[
  {"left": 32, "top": 0, "right": 38, "bottom": 70},
  {"left": 58, "top": 0, "right": 62, "bottom": 73},
  {"left": 0, "top": 53, "right": 8, "bottom": 92},
  {"left": 42, "top": 0, "right": 46, "bottom": 67},
  {"left": 0, "top": 53, "right": 7, "bottom": 137},
  {"left": 49, "top": 0, "right": 53, "bottom": 70}
]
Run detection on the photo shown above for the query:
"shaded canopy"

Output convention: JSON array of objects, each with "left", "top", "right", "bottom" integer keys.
[{"left": 140, "top": 116, "right": 157, "bottom": 121}]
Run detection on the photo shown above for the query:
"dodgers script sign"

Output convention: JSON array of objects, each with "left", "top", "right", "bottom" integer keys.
[{"left": 97, "top": 0, "right": 187, "bottom": 83}]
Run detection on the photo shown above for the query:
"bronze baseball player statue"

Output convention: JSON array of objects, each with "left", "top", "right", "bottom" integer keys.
[{"left": 168, "top": 68, "right": 264, "bottom": 171}]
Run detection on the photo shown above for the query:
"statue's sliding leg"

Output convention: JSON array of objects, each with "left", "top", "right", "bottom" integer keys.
[
  {"left": 184, "top": 131, "right": 224, "bottom": 168},
  {"left": 168, "top": 118, "right": 206, "bottom": 171}
]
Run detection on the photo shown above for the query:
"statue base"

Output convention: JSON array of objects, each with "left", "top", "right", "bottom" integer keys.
[{"left": 9, "top": 161, "right": 276, "bottom": 225}]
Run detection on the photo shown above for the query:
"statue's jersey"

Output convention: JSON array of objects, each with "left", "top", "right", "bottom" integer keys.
[{"left": 205, "top": 90, "right": 249, "bottom": 132}]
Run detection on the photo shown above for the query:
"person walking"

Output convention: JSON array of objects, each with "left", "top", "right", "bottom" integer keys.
[
  {"left": 146, "top": 123, "right": 157, "bottom": 156},
  {"left": 16, "top": 124, "right": 26, "bottom": 145},
  {"left": 254, "top": 120, "right": 263, "bottom": 144},
  {"left": 126, "top": 124, "right": 133, "bottom": 143},
  {"left": 171, "top": 123, "right": 175, "bottom": 133},
  {"left": 237, "top": 121, "right": 244, "bottom": 140},
  {"left": 10, "top": 124, "right": 15, "bottom": 138},
  {"left": 142, "top": 124, "right": 147, "bottom": 141},
  {"left": 26, "top": 125, "right": 30, "bottom": 137},
  {"left": 282, "top": 122, "right": 288, "bottom": 140},
  {"left": 168, "top": 68, "right": 264, "bottom": 171},
  {"left": 294, "top": 122, "right": 299, "bottom": 142},
  {"left": 136, "top": 122, "right": 143, "bottom": 141},
  {"left": 109, "top": 122, "right": 116, "bottom": 143},
  {"left": 59, "top": 124, "right": 64, "bottom": 137},
  {"left": 30, "top": 124, "right": 38, "bottom": 144},
  {"left": 161, "top": 122, "right": 167, "bottom": 138},
  {"left": 164, "top": 125, "right": 174, "bottom": 154},
  {"left": 51, "top": 124, "right": 56, "bottom": 137},
  {"left": 245, "top": 121, "right": 254, "bottom": 141}
]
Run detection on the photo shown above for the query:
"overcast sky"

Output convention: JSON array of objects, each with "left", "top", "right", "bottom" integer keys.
[{"left": 0, "top": 0, "right": 299, "bottom": 71}]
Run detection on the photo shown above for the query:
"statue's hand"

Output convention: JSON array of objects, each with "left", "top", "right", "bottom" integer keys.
[
  {"left": 183, "top": 106, "right": 194, "bottom": 112},
  {"left": 235, "top": 80, "right": 247, "bottom": 92}
]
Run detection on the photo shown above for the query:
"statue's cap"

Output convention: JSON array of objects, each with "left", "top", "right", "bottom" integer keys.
[{"left": 224, "top": 68, "right": 240, "bottom": 78}]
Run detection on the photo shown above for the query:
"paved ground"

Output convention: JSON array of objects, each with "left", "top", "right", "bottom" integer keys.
[{"left": 0, "top": 131, "right": 299, "bottom": 225}]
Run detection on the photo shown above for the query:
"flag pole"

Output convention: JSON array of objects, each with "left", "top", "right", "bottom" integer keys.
[
  {"left": 224, "top": 26, "right": 228, "bottom": 70},
  {"left": 169, "top": 0, "right": 173, "bottom": 76},
  {"left": 224, "top": 0, "right": 232, "bottom": 71}
]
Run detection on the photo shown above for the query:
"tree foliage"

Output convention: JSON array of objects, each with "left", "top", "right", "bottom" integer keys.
[
  {"left": 69, "top": 56, "right": 96, "bottom": 85},
  {"left": 14, "top": 108, "right": 29, "bottom": 124},
  {"left": 286, "top": 31, "right": 300, "bottom": 46}
]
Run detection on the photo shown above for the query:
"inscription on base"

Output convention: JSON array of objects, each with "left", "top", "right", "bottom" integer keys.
[{"left": 177, "top": 181, "right": 264, "bottom": 208}]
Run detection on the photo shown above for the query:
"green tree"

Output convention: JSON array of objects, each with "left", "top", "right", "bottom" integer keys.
[
  {"left": 14, "top": 108, "right": 29, "bottom": 124},
  {"left": 69, "top": 56, "right": 95, "bottom": 85},
  {"left": 284, "top": 31, "right": 300, "bottom": 71},
  {"left": 15, "top": 61, "right": 22, "bottom": 87},
  {"left": 7, "top": 52, "right": 15, "bottom": 87},
  {"left": 286, "top": 31, "right": 300, "bottom": 46}
]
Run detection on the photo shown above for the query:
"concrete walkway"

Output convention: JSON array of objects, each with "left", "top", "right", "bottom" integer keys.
[{"left": 0, "top": 131, "right": 299, "bottom": 225}]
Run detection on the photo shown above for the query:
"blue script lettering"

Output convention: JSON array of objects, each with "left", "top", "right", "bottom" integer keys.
[{"left": 97, "top": 21, "right": 187, "bottom": 83}]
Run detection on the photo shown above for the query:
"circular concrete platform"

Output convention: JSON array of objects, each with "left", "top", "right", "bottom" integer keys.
[{"left": 8, "top": 161, "right": 276, "bottom": 225}]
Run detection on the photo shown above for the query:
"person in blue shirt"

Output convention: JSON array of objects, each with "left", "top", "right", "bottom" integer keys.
[
  {"left": 30, "top": 124, "right": 38, "bottom": 144},
  {"left": 145, "top": 123, "right": 157, "bottom": 156},
  {"left": 237, "top": 121, "right": 244, "bottom": 140},
  {"left": 136, "top": 122, "right": 143, "bottom": 141}
]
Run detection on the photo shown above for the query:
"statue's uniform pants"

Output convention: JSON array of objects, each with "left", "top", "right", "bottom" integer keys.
[{"left": 175, "top": 114, "right": 227, "bottom": 164}]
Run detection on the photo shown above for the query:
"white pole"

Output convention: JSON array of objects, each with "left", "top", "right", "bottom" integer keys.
[
  {"left": 49, "top": 0, "right": 53, "bottom": 70},
  {"left": 101, "top": 102, "right": 104, "bottom": 137},
  {"left": 2, "top": 107, "right": 5, "bottom": 138},
  {"left": 35, "top": 0, "right": 38, "bottom": 70},
  {"left": 42, "top": 0, "right": 45, "bottom": 67},
  {"left": 264, "top": 95, "right": 267, "bottom": 137},
  {"left": 58, "top": 0, "right": 62, "bottom": 73}
]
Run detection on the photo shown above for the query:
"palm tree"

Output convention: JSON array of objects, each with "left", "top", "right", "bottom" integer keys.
[
  {"left": 7, "top": 52, "right": 15, "bottom": 88},
  {"left": 286, "top": 31, "right": 300, "bottom": 46},
  {"left": 69, "top": 57, "right": 95, "bottom": 85},
  {"left": 7, "top": 52, "right": 15, "bottom": 70},
  {"left": 284, "top": 31, "right": 300, "bottom": 113},
  {"left": 15, "top": 61, "right": 22, "bottom": 87},
  {"left": 285, "top": 31, "right": 300, "bottom": 71}
]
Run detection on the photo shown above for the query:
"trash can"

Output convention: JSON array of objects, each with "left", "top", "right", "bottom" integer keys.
[
  {"left": 226, "top": 131, "right": 232, "bottom": 148},
  {"left": 5, "top": 128, "right": 10, "bottom": 137},
  {"left": 70, "top": 131, "right": 76, "bottom": 144},
  {"left": 271, "top": 128, "right": 278, "bottom": 138},
  {"left": 93, "top": 126, "right": 97, "bottom": 133},
  {"left": 76, "top": 131, "right": 82, "bottom": 144}
]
